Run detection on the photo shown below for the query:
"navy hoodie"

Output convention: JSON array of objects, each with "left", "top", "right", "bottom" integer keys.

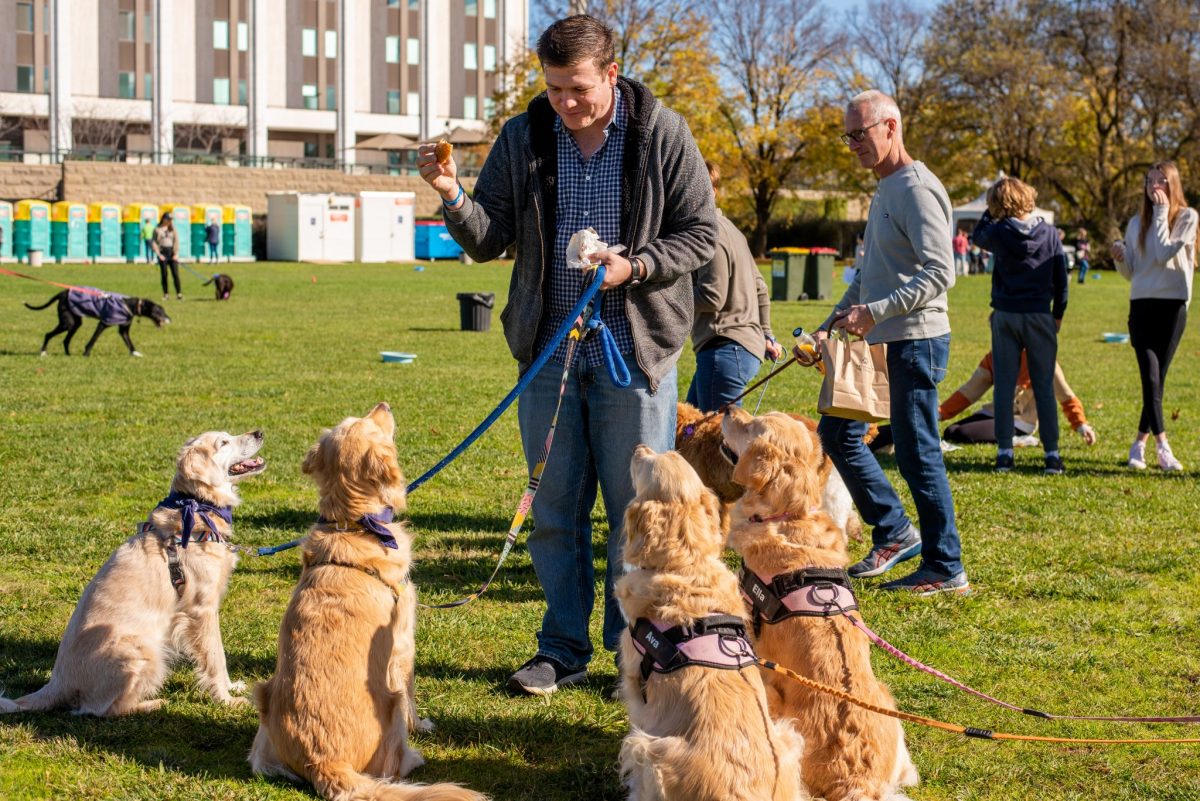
[{"left": 973, "top": 212, "right": 1068, "bottom": 319}]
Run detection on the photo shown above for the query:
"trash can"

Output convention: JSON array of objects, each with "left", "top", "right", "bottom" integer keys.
[
  {"left": 804, "top": 247, "right": 838, "bottom": 301},
  {"left": 769, "top": 247, "right": 809, "bottom": 301},
  {"left": 456, "top": 292, "right": 495, "bottom": 332},
  {"left": 29, "top": 249, "right": 44, "bottom": 267}
]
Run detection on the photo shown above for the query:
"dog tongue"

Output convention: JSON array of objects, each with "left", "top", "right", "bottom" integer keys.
[{"left": 231, "top": 458, "right": 263, "bottom": 474}]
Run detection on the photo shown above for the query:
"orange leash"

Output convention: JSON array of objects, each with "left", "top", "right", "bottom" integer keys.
[
  {"left": 756, "top": 659, "right": 1200, "bottom": 745},
  {"left": 0, "top": 266, "right": 106, "bottom": 296}
]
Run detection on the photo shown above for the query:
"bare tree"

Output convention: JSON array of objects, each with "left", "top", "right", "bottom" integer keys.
[
  {"left": 174, "top": 111, "right": 247, "bottom": 158},
  {"left": 69, "top": 103, "right": 142, "bottom": 154}
]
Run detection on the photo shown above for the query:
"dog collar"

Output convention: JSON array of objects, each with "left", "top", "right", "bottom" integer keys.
[
  {"left": 740, "top": 566, "right": 857, "bottom": 624},
  {"left": 156, "top": 491, "right": 233, "bottom": 548},
  {"left": 317, "top": 506, "right": 398, "bottom": 549}
]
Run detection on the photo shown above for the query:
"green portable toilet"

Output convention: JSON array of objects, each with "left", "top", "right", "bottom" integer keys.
[
  {"left": 14, "top": 200, "right": 51, "bottom": 264},
  {"left": 88, "top": 202, "right": 122, "bottom": 261},
  {"left": 192, "top": 204, "right": 222, "bottom": 261},
  {"left": 161, "top": 204, "right": 192, "bottom": 260},
  {"left": 769, "top": 247, "right": 809, "bottom": 301},
  {"left": 222, "top": 204, "right": 252, "bottom": 259},
  {"left": 51, "top": 201, "right": 88, "bottom": 263},
  {"left": 0, "top": 201, "right": 12, "bottom": 260},
  {"left": 123, "top": 203, "right": 159, "bottom": 262}
]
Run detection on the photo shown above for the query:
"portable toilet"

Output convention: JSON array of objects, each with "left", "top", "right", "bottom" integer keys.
[
  {"left": 192, "top": 204, "right": 222, "bottom": 261},
  {"left": 14, "top": 200, "right": 51, "bottom": 263},
  {"left": 87, "top": 202, "right": 122, "bottom": 261},
  {"left": 0, "top": 202, "right": 12, "bottom": 260},
  {"left": 267, "top": 192, "right": 356, "bottom": 262},
  {"left": 222, "top": 204, "right": 253, "bottom": 259},
  {"left": 160, "top": 204, "right": 192, "bottom": 260},
  {"left": 122, "top": 203, "right": 159, "bottom": 262},
  {"left": 51, "top": 201, "right": 88, "bottom": 263},
  {"left": 356, "top": 192, "right": 416, "bottom": 263}
]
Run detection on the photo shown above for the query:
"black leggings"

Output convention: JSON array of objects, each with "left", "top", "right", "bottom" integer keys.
[
  {"left": 158, "top": 247, "right": 181, "bottom": 295},
  {"left": 1129, "top": 298, "right": 1188, "bottom": 435}
]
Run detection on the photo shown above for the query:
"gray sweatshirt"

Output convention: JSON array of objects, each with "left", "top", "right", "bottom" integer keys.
[
  {"left": 692, "top": 211, "right": 774, "bottom": 358},
  {"left": 822, "top": 162, "right": 955, "bottom": 344},
  {"left": 1115, "top": 205, "right": 1196, "bottom": 307}
]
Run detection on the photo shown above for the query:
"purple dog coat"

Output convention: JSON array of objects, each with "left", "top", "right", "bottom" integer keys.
[{"left": 67, "top": 288, "right": 131, "bottom": 326}]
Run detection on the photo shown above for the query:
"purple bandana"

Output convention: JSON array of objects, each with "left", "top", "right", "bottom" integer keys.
[
  {"left": 319, "top": 506, "right": 398, "bottom": 549},
  {"left": 157, "top": 491, "right": 234, "bottom": 547}
]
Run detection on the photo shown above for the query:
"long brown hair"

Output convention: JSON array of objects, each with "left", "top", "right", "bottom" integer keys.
[{"left": 1137, "top": 161, "right": 1190, "bottom": 254}]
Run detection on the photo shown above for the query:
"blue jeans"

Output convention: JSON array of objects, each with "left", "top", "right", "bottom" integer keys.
[
  {"left": 685, "top": 340, "right": 762, "bottom": 412},
  {"left": 1076, "top": 258, "right": 1089, "bottom": 283},
  {"left": 144, "top": 240, "right": 154, "bottom": 263},
  {"left": 208, "top": 242, "right": 220, "bottom": 261},
  {"left": 817, "top": 335, "right": 963, "bottom": 577},
  {"left": 517, "top": 357, "right": 677, "bottom": 669}
]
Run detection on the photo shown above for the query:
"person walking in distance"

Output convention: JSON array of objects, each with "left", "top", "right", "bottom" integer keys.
[
  {"left": 804, "top": 90, "right": 967, "bottom": 595},
  {"left": 416, "top": 14, "right": 717, "bottom": 693}
]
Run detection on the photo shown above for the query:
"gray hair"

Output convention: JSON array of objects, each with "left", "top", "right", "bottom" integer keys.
[{"left": 848, "top": 90, "right": 902, "bottom": 131}]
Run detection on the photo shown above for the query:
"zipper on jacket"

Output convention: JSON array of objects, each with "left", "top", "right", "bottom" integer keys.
[{"left": 626, "top": 103, "right": 660, "bottom": 390}]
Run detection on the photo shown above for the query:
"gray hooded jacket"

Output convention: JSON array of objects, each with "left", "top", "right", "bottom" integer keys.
[{"left": 442, "top": 77, "right": 718, "bottom": 389}]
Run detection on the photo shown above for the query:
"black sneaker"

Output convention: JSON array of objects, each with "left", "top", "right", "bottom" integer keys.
[
  {"left": 506, "top": 656, "right": 587, "bottom": 696},
  {"left": 995, "top": 453, "right": 1015, "bottom": 473},
  {"left": 1044, "top": 454, "right": 1065, "bottom": 475}
]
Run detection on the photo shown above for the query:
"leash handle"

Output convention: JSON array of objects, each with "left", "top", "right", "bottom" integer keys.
[{"left": 587, "top": 303, "right": 631, "bottom": 388}]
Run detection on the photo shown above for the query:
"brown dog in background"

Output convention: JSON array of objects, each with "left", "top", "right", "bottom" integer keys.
[
  {"left": 249, "top": 402, "right": 486, "bottom": 801},
  {"left": 722, "top": 406, "right": 918, "bottom": 801}
]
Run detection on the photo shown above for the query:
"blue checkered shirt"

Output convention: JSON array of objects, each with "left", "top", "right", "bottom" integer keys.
[{"left": 537, "top": 87, "right": 634, "bottom": 367}]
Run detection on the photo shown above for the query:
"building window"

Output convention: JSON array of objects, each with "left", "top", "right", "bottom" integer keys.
[
  {"left": 387, "top": 0, "right": 400, "bottom": 5},
  {"left": 406, "top": 38, "right": 419, "bottom": 65},
  {"left": 327, "top": 86, "right": 336, "bottom": 110},
  {"left": 304, "top": 141, "right": 317, "bottom": 158},
  {"left": 16, "top": 3, "right": 34, "bottom": 33},
  {"left": 465, "top": 0, "right": 477, "bottom": 15},
  {"left": 302, "top": 83, "right": 318, "bottom": 110},
  {"left": 407, "top": 91, "right": 420, "bottom": 115},
  {"left": 16, "top": 65, "right": 34, "bottom": 93},
  {"left": 484, "top": 96, "right": 496, "bottom": 120},
  {"left": 324, "top": 30, "right": 337, "bottom": 59},
  {"left": 144, "top": 73, "right": 153, "bottom": 99},
  {"left": 408, "top": 0, "right": 419, "bottom": 9},
  {"left": 238, "top": 79, "right": 248, "bottom": 105},
  {"left": 387, "top": 90, "right": 401, "bottom": 114},
  {"left": 237, "top": 22, "right": 249, "bottom": 51},
  {"left": 213, "top": 20, "right": 229, "bottom": 50},
  {"left": 385, "top": 36, "right": 399, "bottom": 64},
  {"left": 213, "top": 77, "right": 230, "bottom": 105},
  {"left": 118, "top": 10, "right": 136, "bottom": 41},
  {"left": 484, "top": 44, "right": 496, "bottom": 72},
  {"left": 464, "top": 95, "right": 477, "bottom": 120},
  {"left": 118, "top": 72, "right": 136, "bottom": 98},
  {"left": 484, "top": 0, "right": 496, "bottom": 18},
  {"left": 464, "top": 43, "right": 477, "bottom": 70},
  {"left": 301, "top": 28, "right": 317, "bottom": 57}
]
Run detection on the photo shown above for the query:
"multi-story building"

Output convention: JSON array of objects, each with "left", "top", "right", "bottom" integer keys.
[{"left": 0, "top": 0, "right": 529, "bottom": 171}]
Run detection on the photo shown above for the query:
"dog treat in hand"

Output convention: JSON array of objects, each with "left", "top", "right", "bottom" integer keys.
[{"left": 435, "top": 139, "right": 453, "bottom": 164}]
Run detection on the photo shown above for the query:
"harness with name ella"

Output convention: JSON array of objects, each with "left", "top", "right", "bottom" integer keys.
[
  {"left": 739, "top": 566, "right": 858, "bottom": 636},
  {"left": 629, "top": 615, "right": 758, "bottom": 699}
]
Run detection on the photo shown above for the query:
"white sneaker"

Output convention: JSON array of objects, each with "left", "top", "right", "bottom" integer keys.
[
  {"left": 1128, "top": 440, "right": 1147, "bottom": 470},
  {"left": 1157, "top": 441, "right": 1183, "bottom": 472}
]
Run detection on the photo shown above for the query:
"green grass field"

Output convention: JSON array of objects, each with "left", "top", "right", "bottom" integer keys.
[{"left": 1, "top": 259, "right": 1198, "bottom": 801}]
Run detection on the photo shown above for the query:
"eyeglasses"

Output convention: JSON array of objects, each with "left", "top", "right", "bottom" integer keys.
[{"left": 840, "top": 120, "right": 886, "bottom": 145}]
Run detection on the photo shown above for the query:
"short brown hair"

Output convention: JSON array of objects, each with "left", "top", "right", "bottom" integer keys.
[
  {"left": 705, "top": 160, "right": 720, "bottom": 191},
  {"left": 536, "top": 15, "right": 616, "bottom": 74},
  {"left": 986, "top": 177, "right": 1037, "bottom": 219}
]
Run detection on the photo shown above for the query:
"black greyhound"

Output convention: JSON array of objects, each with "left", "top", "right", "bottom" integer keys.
[{"left": 25, "top": 289, "right": 170, "bottom": 357}]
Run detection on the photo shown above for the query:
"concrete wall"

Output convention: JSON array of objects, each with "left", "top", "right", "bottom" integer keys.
[{"left": 0, "top": 160, "right": 469, "bottom": 217}]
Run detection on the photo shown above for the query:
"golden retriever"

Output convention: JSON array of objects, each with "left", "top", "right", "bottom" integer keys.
[
  {"left": 616, "top": 444, "right": 806, "bottom": 801},
  {"left": 0, "top": 430, "right": 265, "bottom": 716},
  {"left": 249, "top": 402, "right": 485, "bottom": 801},
  {"left": 722, "top": 406, "right": 918, "bottom": 801},
  {"left": 676, "top": 402, "right": 861, "bottom": 542}
]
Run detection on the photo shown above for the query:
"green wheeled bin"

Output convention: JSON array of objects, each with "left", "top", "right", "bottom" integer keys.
[
  {"left": 192, "top": 204, "right": 222, "bottom": 261},
  {"left": 804, "top": 247, "right": 838, "bottom": 301},
  {"left": 769, "top": 247, "right": 809, "bottom": 301},
  {"left": 161, "top": 204, "right": 192, "bottom": 260},
  {"left": 123, "top": 203, "right": 159, "bottom": 262},
  {"left": 51, "top": 201, "right": 88, "bottom": 263},
  {"left": 222, "top": 204, "right": 252, "bottom": 259},
  {"left": 0, "top": 201, "right": 12, "bottom": 260},
  {"left": 88, "top": 202, "right": 122, "bottom": 261},
  {"left": 14, "top": 200, "right": 51, "bottom": 264}
]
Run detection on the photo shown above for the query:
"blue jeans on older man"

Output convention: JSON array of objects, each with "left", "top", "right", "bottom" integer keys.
[
  {"left": 817, "top": 335, "right": 963, "bottom": 578},
  {"left": 516, "top": 356, "right": 677, "bottom": 671},
  {"left": 686, "top": 339, "right": 762, "bottom": 413}
]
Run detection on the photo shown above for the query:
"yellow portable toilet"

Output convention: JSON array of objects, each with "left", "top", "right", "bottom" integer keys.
[
  {"left": 51, "top": 201, "right": 88, "bottom": 262},
  {"left": 88, "top": 202, "right": 122, "bottom": 261},
  {"left": 192, "top": 204, "right": 222, "bottom": 261},
  {"left": 14, "top": 200, "right": 51, "bottom": 263},
  {"left": 123, "top": 203, "right": 160, "bottom": 262},
  {"left": 222, "top": 204, "right": 252, "bottom": 259},
  {"left": 161, "top": 203, "right": 193, "bottom": 260}
]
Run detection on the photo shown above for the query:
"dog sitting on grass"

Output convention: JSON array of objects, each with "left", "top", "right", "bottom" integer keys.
[{"left": 25, "top": 288, "right": 170, "bottom": 357}]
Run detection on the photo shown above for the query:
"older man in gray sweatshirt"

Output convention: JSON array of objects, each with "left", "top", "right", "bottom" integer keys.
[{"left": 811, "top": 90, "right": 968, "bottom": 595}]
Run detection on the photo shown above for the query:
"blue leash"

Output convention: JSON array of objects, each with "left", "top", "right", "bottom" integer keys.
[{"left": 255, "top": 266, "right": 616, "bottom": 557}]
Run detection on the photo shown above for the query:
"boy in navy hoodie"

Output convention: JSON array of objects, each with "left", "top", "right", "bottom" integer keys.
[{"left": 972, "top": 177, "right": 1068, "bottom": 474}]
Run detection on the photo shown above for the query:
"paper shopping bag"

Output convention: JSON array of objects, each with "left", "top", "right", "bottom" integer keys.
[{"left": 817, "top": 334, "right": 890, "bottom": 422}]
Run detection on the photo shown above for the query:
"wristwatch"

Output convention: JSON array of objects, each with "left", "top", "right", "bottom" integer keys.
[{"left": 627, "top": 256, "right": 646, "bottom": 287}]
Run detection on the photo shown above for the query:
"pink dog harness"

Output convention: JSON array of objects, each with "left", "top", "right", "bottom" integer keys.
[
  {"left": 739, "top": 566, "right": 858, "bottom": 633},
  {"left": 630, "top": 615, "right": 758, "bottom": 688}
]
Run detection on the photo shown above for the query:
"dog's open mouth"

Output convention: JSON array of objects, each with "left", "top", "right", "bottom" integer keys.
[
  {"left": 229, "top": 457, "right": 266, "bottom": 477},
  {"left": 719, "top": 442, "right": 739, "bottom": 466}
]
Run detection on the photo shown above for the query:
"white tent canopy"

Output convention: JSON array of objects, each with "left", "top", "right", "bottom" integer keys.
[{"left": 953, "top": 189, "right": 1055, "bottom": 232}]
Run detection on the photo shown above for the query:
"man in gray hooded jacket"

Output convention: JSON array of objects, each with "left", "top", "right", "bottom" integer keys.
[{"left": 417, "top": 14, "right": 716, "bottom": 695}]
